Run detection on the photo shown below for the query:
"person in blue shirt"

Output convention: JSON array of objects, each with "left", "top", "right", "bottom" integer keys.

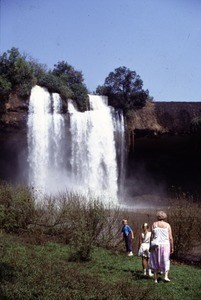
[{"left": 121, "top": 219, "right": 134, "bottom": 256}]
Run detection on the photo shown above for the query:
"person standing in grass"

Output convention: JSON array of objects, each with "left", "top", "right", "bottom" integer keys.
[
  {"left": 121, "top": 219, "right": 134, "bottom": 256},
  {"left": 138, "top": 223, "right": 153, "bottom": 276},
  {"left": 149, "top": 211, "right": 174, "bottom": 283}
]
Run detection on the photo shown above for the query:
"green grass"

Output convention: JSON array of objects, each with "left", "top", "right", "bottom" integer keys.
[{"left": 0, "top": 235, "right": 200, "bottom": 300}]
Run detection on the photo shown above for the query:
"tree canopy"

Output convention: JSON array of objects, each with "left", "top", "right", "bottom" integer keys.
[
  {"left": 96, "top": 66, "right": 152, "bottom": 112},
  {"left": 0, "top": 49, "right": 152, "bottom": 114},
  {"left": 0, "top": 47, "right": 33, "bottom": 100},
  {"left": 0, "top": 48, "right": 88, "bottom": 112},
  {"left": 52, "top": 61, "right": 88, "bottom": 111}
]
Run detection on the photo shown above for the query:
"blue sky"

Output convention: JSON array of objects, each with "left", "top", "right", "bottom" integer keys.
[{"left": 1, "top": 0, "right": 201, "bottom": 101}]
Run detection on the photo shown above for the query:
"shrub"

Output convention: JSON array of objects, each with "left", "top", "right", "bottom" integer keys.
[
  {"left": 31, "top": 193, "right": 122, "bottom": 261},
  {"left": 62, "top": 194, "right": 111, "bottom": 261},
  {"left": 168, "top": 192, "right": 201, "bottom": 258},
  {"left": 0, "top": 182, "right": 35, "bottom": 232},
  {"left": 0, "top": 76, "right": 12, "bottom": 102},
  {"left": 17, "top": 82, "right": 33, "bottom": 98}
]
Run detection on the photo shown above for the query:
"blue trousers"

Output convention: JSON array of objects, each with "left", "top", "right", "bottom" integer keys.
[{"left": 124, "top": 233, "right": 133, "bottom": 252}]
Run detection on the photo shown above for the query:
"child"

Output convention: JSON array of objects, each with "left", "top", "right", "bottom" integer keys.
[
  {"left": 138, "top": 223, "right": 153, "bottom": 276},
  {"left": 121, "top": 219, "right": 134, "bottom": 256}
]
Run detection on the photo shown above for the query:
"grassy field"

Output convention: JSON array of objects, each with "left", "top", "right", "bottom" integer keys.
[{"left": 0, "top": 234, "right": 200, "bottom": 300}]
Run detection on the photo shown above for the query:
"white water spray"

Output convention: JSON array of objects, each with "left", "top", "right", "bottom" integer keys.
[
  {"left": 69, "top": 95, "right": 119, "bottom": 201},
  {"left": 27, "top": 86, "right": 125, "bottom": 203},
  {"left": 27, "top": 86, "right": 68, "bottom": 195}
]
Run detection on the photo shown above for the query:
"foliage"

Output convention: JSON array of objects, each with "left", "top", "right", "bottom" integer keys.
[
  {"left": 31, "top": 193, "right": 121, "bottom": 261},
  {"left": 168, "top": 192, "right": 201, "bottom": 258},
  {"left": 28, "top": 58, "right": 47, "bottom": 81},
  {"left": 0, "top": 182, "right": 35, "bottom": 232},
  {"left": 0, "top": 48, "right": 88, "bottom": 111},
  {"left": 66, "top": 196, "right": 107, "bottom": 261},
  {"left": 0, "top": 47, "right": 33, "bottom": 100},
  {"left": 0, "top": 76, "right": 12, "bottom": 102},
  {"left": 0, "top": 182, "right": 200, "bottom": 262},
  {"left": 53, "top": 61, "right": 88, "bottom": 111},
  {"left": 53, "top": 61, "right": 84, "bottom": 85},
  {"left": 96, "top": 66, "right": 151, "bottom": 112},
  {"left": 37, "top": 72, "right": 73, "bottom": 99}
]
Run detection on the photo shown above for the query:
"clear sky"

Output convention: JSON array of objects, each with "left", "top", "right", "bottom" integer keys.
[{"left": 1, "top": 0, "right": 201, "bottom": 101}]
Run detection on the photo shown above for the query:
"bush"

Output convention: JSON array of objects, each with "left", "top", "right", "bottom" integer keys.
[
  {"left": 28, "top": 193, "right": 122, "bottom": 260},
  {"left": 17, "top": 81, "right": 33, "bottom": 98},
  {"left": 0, "top": 182, "right": 35, "bottom": 232},
  {"left": 59, "top": 193, "right": 120, "bottom": 261},
  {"left": 0, "top": 76, "right": 12, "bottom": 102},
  {"left": 168, "top": 192, "right": 201, "bottom": 258}
]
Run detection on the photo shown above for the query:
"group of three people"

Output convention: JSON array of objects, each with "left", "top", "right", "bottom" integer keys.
[{"left": 122, "top": 210, "right": 174, "bottom": 283}]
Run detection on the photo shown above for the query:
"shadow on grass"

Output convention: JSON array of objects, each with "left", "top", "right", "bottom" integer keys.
[
  {"left": 0, "top": 262, "right": 16, "bottom": 300},
  {"left": 0, "top": 262, "right": 16, "bottom": 283},
  {"left": 131, "top": 269, "right": 156, "bottom": 281}
]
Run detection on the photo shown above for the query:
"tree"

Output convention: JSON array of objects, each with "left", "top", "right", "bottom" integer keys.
[
  {"left": 0, "top": 48, "right": 89, "bottom": 112},
  {"left": 53, "top": 61, "right": 84, "bottom": 86},
  {"left": 0, "top": 47, "right": 33, "bottom": 98},
  {"left": 53, "top": 61, "right": 88, "bottom": 111},
  {"left": 28, "top": 58, "right": 48, "bottom": 85},
  {"left": 96, "top": 66, "right": 151, "bottom": 111}
]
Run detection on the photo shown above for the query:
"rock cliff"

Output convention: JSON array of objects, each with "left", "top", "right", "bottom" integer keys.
[
  {"left": 0, "top": 93, "right": 201, "bottom": 197},
  {"left": 127, "top": 101, "right": 201, "bottom": 134},
  {"left": 0, "top": 93, "right": 28, "bottom": 131},
  {"left": 1, "top": 93, "right": 201, "bottom": 134}
]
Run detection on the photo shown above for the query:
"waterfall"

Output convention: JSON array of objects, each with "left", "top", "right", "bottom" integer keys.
[
  {"left": 113, "top": 109, "right": 126, "bottom": 198},
  {"left": 69, "top": 95, "right": 120, "bottom": 201},
  {"left": 27, "top": 86, "right": 125, "bottom": 203},
  {"left": 27, "top": 86, "right": 68, "bottom": 195}
]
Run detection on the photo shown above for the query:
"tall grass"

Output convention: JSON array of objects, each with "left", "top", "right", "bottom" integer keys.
[
  {"left": 168, "top": 192, "right": 201, "bottom": 259},
  {"left": 0, "top": 182, "right": 200, "bottom": 261}
]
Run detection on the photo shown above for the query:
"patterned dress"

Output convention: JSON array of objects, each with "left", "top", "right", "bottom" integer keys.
[{"left": 149, "top": 223, "right": 170, "bottom": 272}]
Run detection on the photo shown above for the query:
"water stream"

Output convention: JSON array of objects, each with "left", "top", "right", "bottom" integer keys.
[{"left": 27, "top": 86, "right": 125, "bottom": 203}]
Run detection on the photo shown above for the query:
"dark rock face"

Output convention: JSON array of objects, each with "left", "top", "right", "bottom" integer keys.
[
  {"left": 0, "top": 93, "right": 28, "bottom": 130},
  {"left": 0, "top": 130, "right": 28, "bottom": 184},
  {"left": 0, "top": 93, "right": 28, "bottom": 183},
  {"left": 127, "top": 101, "right": 201, "bottom": 135},
  {"left": 155, "top": 102, "right": 201, "bottom": 133},
  {"left": 126, "top": 102, "right": 201, "bottom": 199}
]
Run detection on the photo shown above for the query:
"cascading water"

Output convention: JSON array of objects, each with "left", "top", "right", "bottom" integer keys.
[
  {"left": 112, "top": 109, "right": 126, "bottom": 197},
  {"left": 27, "top": 85, "right": 68, "bottom": 195},
  {"left": 27, "top": 86, "right": 125, "bottom": 203},
  {"left": 69, "top": 95, "right": 121, "bottom": 201}
]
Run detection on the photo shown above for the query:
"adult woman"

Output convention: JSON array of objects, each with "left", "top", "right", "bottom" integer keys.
[
  {"left": 149, "top": 211, "right": 174, "bottom": 283},
  {"left": 138, "top": 223, "right": 153, "bottom": 276}
]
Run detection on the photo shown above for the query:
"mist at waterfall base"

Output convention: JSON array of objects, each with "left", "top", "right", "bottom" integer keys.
[
  {"left": 27, "top": 86, "right": 125, "bottom": 204},
  {"left": 123, "top": 163, "right": 168, "bottom": 209}
]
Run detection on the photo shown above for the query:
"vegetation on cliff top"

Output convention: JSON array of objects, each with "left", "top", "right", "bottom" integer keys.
[
  {"left": 96, "top": 66, "right": 153, "bottom": 113},
  {"left": 0, "top": 48, "right": 152, "bottom": 113},
  {"left": 0, "top": 48, "right": 88, "bottom": 111}
]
